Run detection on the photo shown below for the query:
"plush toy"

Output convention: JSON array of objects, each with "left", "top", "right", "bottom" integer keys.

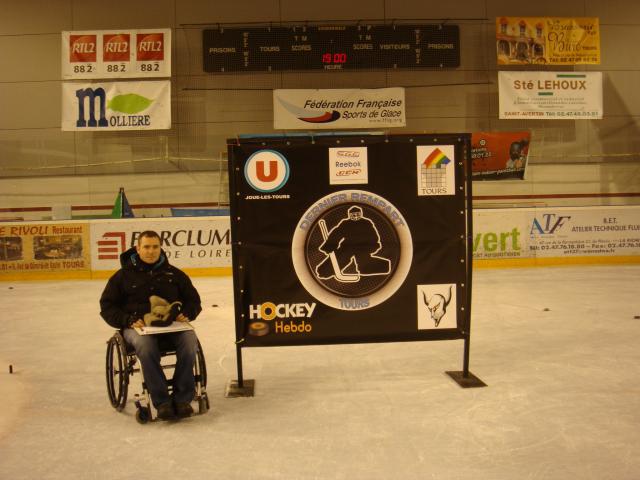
[{"left": 143, "top": 295, "right": 183, "bottom": 327}]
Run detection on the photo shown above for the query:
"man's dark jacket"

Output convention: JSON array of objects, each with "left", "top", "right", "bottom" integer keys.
[{"left": 100, "top": 247, "right": 202, "bottom": 329}]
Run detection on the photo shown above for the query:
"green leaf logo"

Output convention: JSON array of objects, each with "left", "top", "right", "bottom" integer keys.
[{"left": 107, "top": 94, "right": 153, "bottom": 114}]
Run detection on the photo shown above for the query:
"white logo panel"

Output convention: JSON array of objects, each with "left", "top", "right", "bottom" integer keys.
[
  {"left": 329, "top": 147, "right": 368, "bottom": 185},
  {"left": 416, "top": 145, "right": 456, "bottom": 196}
]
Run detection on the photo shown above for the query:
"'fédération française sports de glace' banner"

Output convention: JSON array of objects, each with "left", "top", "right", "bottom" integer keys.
[
  {"left": 499, "top": 71, "right": 602, "bottom": 120},
  {"left": 228, "top": 134, "right": 470, "bottom": 347},
  {"left": 61, "top": 28, "right": 171, "bottom": 79},
  {"left": 496, "top": 17, "right": 600, "bottom": 65},
  {"left": 61, "top": 80, "right": 171, "bottom": 131},
  {"left": 273, "top": 88, "right": 406, "bottom": 129}
]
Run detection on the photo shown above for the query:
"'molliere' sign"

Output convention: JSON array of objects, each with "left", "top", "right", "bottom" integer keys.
[{"left": 61, "top": 80, "right": 171, "bottom": 131}]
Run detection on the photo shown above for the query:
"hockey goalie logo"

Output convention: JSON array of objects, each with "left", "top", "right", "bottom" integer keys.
[
  {"left": 292, "top": 190, "right": 413, "bottom": 310},
  {"left": 314, "top": 205, "right": 393, "bottom": 289}
]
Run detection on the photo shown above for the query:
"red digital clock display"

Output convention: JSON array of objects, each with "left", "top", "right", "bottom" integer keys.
[{"left": 322, "top": 53, "right": 347, "bottom": 64}]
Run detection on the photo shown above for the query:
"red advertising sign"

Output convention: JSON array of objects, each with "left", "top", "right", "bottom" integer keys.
[
  {"left": 62, "top": 29, "right": 171, "bottom": 79},
  {"left": 471, "top": 131, "right": 531, "bottom": 180},
  {"left": 69, "top": 34, "right": 97, "bottom": 62},
  {"left": 136, "top": 32, "right": 164, "bottom": 61},
  {"left": 103, "top": 33, "right": 130, "bottom": 61}
]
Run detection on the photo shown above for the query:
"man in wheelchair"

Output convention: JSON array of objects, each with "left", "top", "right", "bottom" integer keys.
[{"left": 100, "top": 230, "right": 202, "bottom": 420}]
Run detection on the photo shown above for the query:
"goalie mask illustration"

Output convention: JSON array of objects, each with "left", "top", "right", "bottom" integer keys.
[{"left": 143, "top": 295, "right": 183, "bottom": 327}]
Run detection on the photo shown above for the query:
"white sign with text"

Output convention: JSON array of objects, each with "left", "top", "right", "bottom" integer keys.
[
  {"left": 274, "top": 88, "right": 406, "bottom": 129},
  {"left": 499, "top": 71, "right": 603, "bottom": 119}
]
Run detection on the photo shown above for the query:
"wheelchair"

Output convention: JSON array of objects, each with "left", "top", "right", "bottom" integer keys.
[{"left": 105, "top": 330, "right": 209, "bottom": 424}]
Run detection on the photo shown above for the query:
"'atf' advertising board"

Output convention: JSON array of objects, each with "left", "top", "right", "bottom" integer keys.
[
  {"left": 228, "top": 134, "right": 471, "bottom": 347},
  {"left": 473, "top": 206, "right": 640, "bottom": 263}
]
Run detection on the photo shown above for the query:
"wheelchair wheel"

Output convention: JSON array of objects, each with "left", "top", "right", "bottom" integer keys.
[
  {"left": 106, "top": 332, "right": 130, "bottom": 411},
  {"left": 198, "top": 393, "right": 210, "bottom": 414},
  {"left": 196, "top": 339, "right": 207, "bottom": 388}
]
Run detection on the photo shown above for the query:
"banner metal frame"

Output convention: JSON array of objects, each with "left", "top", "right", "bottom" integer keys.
[{"left": 225, "top": 133, "right": 485, "bottom": 397}]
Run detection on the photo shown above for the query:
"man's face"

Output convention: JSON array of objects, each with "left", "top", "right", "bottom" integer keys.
[
  {"left": 510, "top": 142, "right": 522, "bottom": 160},
  {"left": 136, "top": 236, "right": 161, "bottom": 264}
]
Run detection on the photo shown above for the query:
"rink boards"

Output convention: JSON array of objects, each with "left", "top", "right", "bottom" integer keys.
[{"left": 0, "top": 205, "right": 639, "bottom": 281}]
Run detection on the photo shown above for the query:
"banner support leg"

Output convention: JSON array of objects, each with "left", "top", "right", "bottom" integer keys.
[
  {"left": 445, "top": 139, "right": 486, "bottom": 389},
  {"left": 225, "top": 344, "right": 255, "bottom": 397},
  {"left": 446, "top": 335, "right": 486, "bottom": 388},
  {"left": 462, "top": 333, "right": 471, "bottom": 376},
  {"left": 236, "top": 342, "right": 244, "bottom": 387}
]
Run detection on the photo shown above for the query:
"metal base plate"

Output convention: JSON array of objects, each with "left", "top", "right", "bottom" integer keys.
[
  {"left": 225, "top": 379, "right": 255, "bottom": 397},
  {"left": 445, "top": 371, "right": 487, "bottom": 388}
]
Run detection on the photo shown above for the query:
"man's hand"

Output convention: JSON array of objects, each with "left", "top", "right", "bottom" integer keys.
[
  {"left": 130, "top": 319, "right": 145, "bottom": 328},
  {"left": 176, "top": 313, "right": 191, "bottom": 323}
]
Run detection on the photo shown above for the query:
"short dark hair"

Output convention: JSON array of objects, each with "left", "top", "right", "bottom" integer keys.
[{"left": 137, "top": 230, "right": 161, "bottom": 245}]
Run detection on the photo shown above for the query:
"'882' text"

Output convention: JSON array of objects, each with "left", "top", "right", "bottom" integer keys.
[
  {"left": 73, "top": 65, "right": 95, "bottom": 73},
  {"left": 106, "top": 64, "right": 127, "bottom": 73},
  {"left": 139, "top": 63, "right": 160, "bottom": 72}
]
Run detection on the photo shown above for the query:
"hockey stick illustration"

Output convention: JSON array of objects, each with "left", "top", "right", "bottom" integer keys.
[{"left": 318, "top": 219, "right": 360, "bottom": 282}]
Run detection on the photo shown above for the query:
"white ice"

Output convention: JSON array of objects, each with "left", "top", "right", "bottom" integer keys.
[{"left": 0, "top": 265, "right": 639, "bottom": 480}]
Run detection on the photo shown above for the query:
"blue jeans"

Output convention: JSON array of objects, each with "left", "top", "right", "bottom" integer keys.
[{"left": 123, "top": 329, "right": 198, "bottom": 407}]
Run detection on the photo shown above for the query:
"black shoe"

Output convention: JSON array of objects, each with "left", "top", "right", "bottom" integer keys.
[
  {"left": 156, "top": 402, "right": 176, "bottom": 420},
  {"left": 175, "top": 402, "right": 194, "bottom": 418}
]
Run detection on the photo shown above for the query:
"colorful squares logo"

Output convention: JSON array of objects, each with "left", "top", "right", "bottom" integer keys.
[
  {"left": 424, "top": 148, "right": 451, "bottom": 169},
  {"left": 416, "top": 145, "right": 456, "bottom": 196}
]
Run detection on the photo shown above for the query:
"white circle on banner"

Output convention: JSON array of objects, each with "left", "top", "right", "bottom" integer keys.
[
  {"left": 291, "top": 190, "right": 413, "bottom": 310},
  {"left": 244, "top": 150, "right": 290, "bottom": 192}
]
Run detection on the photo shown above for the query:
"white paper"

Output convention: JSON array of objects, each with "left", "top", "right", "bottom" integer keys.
[{"left": 134, "top": 321, "right": 193, "bottom": 335}]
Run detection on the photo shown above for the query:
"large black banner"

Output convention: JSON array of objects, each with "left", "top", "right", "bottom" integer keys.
[{"left": 228, "top": 134, "right": 471, "bottom": 347}]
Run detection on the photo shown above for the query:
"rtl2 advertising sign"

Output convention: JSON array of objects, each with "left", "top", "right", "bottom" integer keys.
[{"left": 61, "top": 28, "right": 171, "bottom": 79}]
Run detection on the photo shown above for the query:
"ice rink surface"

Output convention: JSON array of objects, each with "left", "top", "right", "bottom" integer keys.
[{"left": 0, "top": 265, "right": 639, "bottom": 480}]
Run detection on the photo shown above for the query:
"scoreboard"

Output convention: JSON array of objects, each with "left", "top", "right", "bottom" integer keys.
[{"left": 203, "top": 24, "right": 460, "bottom": 72}]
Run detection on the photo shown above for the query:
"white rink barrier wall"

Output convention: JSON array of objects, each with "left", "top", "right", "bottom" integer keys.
[{"left": 0, "top": 207, "right": 639, "bottom": 281}]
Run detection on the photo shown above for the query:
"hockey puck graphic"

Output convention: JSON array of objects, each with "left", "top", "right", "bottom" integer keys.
[
  {"left": 292, "top": 190, "right": 412, "bottom": 310},
  {"left": 248, "top": 321, "right": 270, "bottom": 336},
  {"left": 305, "top": 203, "right": 399, "bottom": 297}
]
